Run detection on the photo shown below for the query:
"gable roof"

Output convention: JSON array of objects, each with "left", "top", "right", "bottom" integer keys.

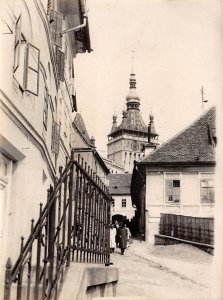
[
  {"left": 108, "top": 173, "right": 132, "bottom": 195},
  {"left": 73, "top": 113, "right": 93, "bottom": 147},
  {"left": 140, "top": 107, "right": 216, "bottom": 165}
]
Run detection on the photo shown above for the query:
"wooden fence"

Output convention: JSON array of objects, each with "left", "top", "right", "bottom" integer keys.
[{"left": 159, "top": 213, "right": 214, "bottom": 245}]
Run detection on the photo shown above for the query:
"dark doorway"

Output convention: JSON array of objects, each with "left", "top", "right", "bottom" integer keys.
[{"left": 112, "top": 214, "right": 126, "bottom": 224}]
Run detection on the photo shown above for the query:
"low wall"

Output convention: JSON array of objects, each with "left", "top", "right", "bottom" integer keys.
[
  {"left": 58, "top": 263, "right": 119, "bottom": 300},
  {"left": 155, "top": 234, "right": 214, "bottom": 255}
]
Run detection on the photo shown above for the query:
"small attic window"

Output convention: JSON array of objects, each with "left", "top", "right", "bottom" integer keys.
[
  {"left": 207, "top": 124, "right": 216, "bottom": 146},
  {"left": 114, "top": 186, "right": 118, "bottom": 189}
]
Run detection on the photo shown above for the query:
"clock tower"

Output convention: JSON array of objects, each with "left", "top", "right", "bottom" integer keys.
[{"left": 107, "top": 60, "right": 159, "bottom": 173}]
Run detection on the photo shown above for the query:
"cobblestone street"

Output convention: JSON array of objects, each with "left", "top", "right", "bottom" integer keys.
[{"left": 110, "top": 240, "right": 215, "bottom": 300}]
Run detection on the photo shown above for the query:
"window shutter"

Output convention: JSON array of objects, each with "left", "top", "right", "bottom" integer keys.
[
  {"left": 72, "top": 83, "right": 77, "bottom": 112},
  {"left": 43, "top": 87, "right": 49, "bottom": 129},
  {"left": 56, "top": 48, "right": 65, "bottom": 82},
  {"left": 47, "top": 0, "right": 55, "bottom": 23},
  {"left": 51, "top": 11, "right": 62, "bottom": 48},
  {"left": 52, "top": 122, "right": 60, "bottom": 155},
  {"left": 13, "top": 15, "right": 22, "bottom": 72},
  {"left": 24, "top": 43, "right": 40, "bottom": 96}
]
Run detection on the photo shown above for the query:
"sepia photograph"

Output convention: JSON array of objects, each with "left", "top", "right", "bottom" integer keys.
[{"left": 0, "top": 0, "right": 222, "bottom": 299}]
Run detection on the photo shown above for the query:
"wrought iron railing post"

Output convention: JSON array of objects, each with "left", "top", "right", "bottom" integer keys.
[
  {"left": 67, "top": 150, "right": 75, "bottom": 266},
  {"left": 4, "top": 257, "right": 12, "bottom": 300},
  {"left": 17, "top": 236, "right": 24, "bottom": 300},
  {"left": 47, "top": 185, "right": 55, "bottom": 293},
  {"left": 34, "top": 203, "right": 43, "bottom": 300},
  {"left": 3, "top": 153, "right": 112, "bottom": 300}
]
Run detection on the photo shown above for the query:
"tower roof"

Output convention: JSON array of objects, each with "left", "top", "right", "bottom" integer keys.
[
  {"left": 108, "top": 56, "right": 147, "bottom": 137},
  {"left": 149, "top": 113, "right": 158, "bottom": 136},
  {"left": 114, "top": 110, "right": 148, "bottom": 134},
  {"left": 126, "top": 53, "right": 140, "bottom": 109}
]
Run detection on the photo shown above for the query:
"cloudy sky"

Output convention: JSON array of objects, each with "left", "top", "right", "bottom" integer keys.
[{"left": 74, "top": 0, "right": 221, "bottom": 156}]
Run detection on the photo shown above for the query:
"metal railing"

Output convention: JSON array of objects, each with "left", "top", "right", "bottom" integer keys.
[{"left": 4, "top": 151, "right": 111, "bottom": 300}]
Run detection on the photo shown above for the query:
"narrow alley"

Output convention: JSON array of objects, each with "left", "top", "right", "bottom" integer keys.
[{"left": 110, "top": 240, "right": 215, "bottom": 300}]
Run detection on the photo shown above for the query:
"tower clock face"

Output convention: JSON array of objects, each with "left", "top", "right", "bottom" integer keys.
[{"left": 131, "top": 140, "right": 139, "bottom": 151}]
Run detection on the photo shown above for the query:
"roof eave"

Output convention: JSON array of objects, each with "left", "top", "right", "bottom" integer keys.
[{"left": 138, "top": 160, "right": 216, "bottom": 167}]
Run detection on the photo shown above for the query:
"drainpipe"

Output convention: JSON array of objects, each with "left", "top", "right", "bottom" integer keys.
[{"left": 62, "top": 13, "right": 87, "bottom": 35}]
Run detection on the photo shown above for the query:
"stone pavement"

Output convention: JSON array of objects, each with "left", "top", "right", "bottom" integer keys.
[{"left": 105, "top": 240, "right": 219, "bottom": 300}]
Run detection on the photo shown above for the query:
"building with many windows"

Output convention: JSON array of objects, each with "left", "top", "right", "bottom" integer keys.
[
  {"left": 131, "top": 107, "right": 216, "bottom": 244},
  {"left": 0, "top": 0, "right": 92, "bottom": 266}
]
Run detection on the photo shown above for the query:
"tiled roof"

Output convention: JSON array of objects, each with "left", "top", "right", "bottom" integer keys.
[
  {"left": 73, "top": 113, "right": 93, "bottom": 147},
  {"left": 140, "top": 107, "right": 216, "bottom": 164},
  {"left": 108, "top": 174, "right": 132, "bottom": 195},
  {"left": 109, "top": 110, "right": 148, "bottom": 136}
]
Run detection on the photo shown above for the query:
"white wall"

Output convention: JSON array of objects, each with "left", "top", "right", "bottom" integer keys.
[
  {"left": 111, "top": 194, "right": 135, "bottom": 220},
  {"left": 145, "top": 170, "right": 215, "bottom": 244},
  {"left": 0, "top": 0, "right": 89, "bottom": 274}
]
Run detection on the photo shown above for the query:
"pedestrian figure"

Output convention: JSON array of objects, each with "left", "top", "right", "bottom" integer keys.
[
  {"left": 114, "top": 220, "right": 120, "bottom": 248},
  {"left": 110, "top": 224, "right": 116, "bottom": 253},
  {"left": 125, "top": 224, "right": 131, "bottom": 248},
  {"left": 118, "top": 223, "right": 128, "bottom": 255}
]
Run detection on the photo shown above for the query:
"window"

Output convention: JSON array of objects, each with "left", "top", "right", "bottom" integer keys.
[
  {"left": 50, "top": 11, "right": 62, "bottom": 48},
  {"left": 13, "top": 15, "right": 26, "bottom": 88},
  {"left": 14, "top": 15, "right": 22, "bottom": 73},
  {"left": 24, "top": 43, "right": 40, "bottom": 95},
  {"left": 13, "top": 15, "right": 40, "bottom": 95},
  {"left": 52, "top": 122, "right": 60, "bottom": 155},
  {"left": 43, "top": 87, "right": 49, "bottom": 129},
  {"left": 0, "top": 156, "right": 8, "bottom": 177},
  {"left": 122, "top": 199, "right": 126, "bottom": 207},
  {"left": 47, "top": 0, "right": 55, "bottom": 23},
  {"left": 165, "top": 179, "right": 180, "bottom": 203},
  {"left": 200, "top": 179, "right": 214, "bottom": 204},
  {"left": 111, "top": 199, "right": 115, "bottom": 207},
  {"left": 56, "top": 47, "right": 65, "bottom": 81}
]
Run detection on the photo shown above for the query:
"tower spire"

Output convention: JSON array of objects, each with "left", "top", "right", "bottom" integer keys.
[
  {"left": 201, "top": 86, "right": 208, "bottom": 112},
  {"left": 126, "top": 51, "right": 140, "bottom": 110},
  {"left": 131, "top": 50, "right": 135, "bottom": 74}
]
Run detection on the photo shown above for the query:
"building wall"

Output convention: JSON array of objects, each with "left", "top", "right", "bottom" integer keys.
[
  {"left": 107, "top": 133, "right": 147, "bottom": 173},
  {"left": 111, "top": 194, "right": 135, "bottom": 221},
  {"left": 71, "top": 129, "right": 109, "bottom": 184},
  {"left": 0, "top": 0, "right": 89, "bottom": 265},
  {"left": 145, "top": 167, "right": 215, "bottom": 244},
  {"left": 103, "top": 158, "right": 125, "bottom": 174}
]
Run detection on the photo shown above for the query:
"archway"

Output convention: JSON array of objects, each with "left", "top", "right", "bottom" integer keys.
[{"left": 112, "top": 214, "right": 125, "bottom": 224}]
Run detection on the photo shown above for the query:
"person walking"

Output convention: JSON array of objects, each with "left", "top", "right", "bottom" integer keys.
[
  {"left": 110, "top": 224, "right": 116, "bottom": 253},
  {"left": 118, "top": 223, "right": 128, "bottom": 255},
  {"left": 114, "top": 220, "right": 120, "bottom": 248},
  {"left": 125, "top": 224, "right": 131, "bottom": 248}
]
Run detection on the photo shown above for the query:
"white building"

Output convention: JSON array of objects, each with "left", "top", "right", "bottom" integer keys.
[
  {"left": 0, "top": 0, "right": 91, "bottom": 268},
  {"left": 108, "top": 174, "right": 136, "bottom": 224},
  {"left": 131, "top": 107, "right": 216, "bottom": 244}
]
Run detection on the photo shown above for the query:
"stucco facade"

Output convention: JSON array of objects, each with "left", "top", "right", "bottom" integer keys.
[
  {"left": 111, "top": 194, "right": 135, "bottom": 221},
  {"left": 131, "top": 107, "right": 216, "bottom": 244},
  {"left": 145, "top": 167, "right": 215, "bottom": 244},
  {"left": 0, "top": 0, "right": 91, "bottom": 266}
]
